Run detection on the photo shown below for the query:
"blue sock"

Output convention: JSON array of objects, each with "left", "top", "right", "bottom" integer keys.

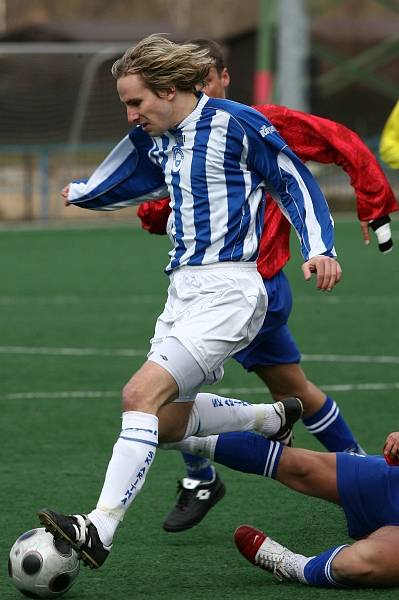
[
  {"left": 302, "top": 396, "right": 364, "bottom": 453},
  {"left": 304, "top": 545, "right": 352, "bottom": 588},
  {"left": 214, "top": 432, "right": 283, "bottom": 478},
  {"left": 181, "top": 452, "right": 214, "bottom": 481}
]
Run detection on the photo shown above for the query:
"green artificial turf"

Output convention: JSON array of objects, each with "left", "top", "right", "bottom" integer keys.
[{"left": 1, "top": 216, "right": 398, "bottom": 599}]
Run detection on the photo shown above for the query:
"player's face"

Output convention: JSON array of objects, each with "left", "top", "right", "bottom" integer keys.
[
  {"left": 202, "top": 66, "right": 230, "bottom": 99},
  {"left": 117, "top": 73, "right": 175, "bottom": 136}
]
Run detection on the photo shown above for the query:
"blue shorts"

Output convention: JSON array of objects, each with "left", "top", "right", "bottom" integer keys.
[
  {"left": 233, "top": 270, "right": 300, "bottom": 371},
  {"left": 337, "top": 452, "right": 399, "bottom": 539}
]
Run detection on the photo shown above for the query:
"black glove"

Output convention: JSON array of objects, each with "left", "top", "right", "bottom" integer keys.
[{"left": 369, "top": 215, "right": 393, "bottom": 253}]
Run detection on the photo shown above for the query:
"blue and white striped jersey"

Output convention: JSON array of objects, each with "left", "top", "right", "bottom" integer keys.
[
  {"left": 68, "top": 93, "right": 336, "bottom": 273},
  {"left": 68, "top": 129, "right": 168, "bottom": 210}
]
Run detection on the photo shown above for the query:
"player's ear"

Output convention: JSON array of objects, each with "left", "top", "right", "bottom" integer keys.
[
  {"left": 160, "top": 86, "right": 176, "bottom": 101},
  {"left": 221, "top": 68, "right": 230, "bottom": 89}
]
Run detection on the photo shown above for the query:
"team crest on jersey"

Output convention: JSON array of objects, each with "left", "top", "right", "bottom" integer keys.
[
  {"left": 172, "top": 146, "right": 184, "bottom": 173},
  {"left": 259, "top": 124, "right": 276, "bottom": 137}
]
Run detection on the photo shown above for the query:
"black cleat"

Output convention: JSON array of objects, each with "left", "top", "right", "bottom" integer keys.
[
  {"left": 38, "top": 508, "right": 111, "bottom": 569},
  {"left": 163, "top": 472, "right": 226, "bottom": 533},
  {"left": 270, "top": 397, "right": 303, "bottom": 446}
]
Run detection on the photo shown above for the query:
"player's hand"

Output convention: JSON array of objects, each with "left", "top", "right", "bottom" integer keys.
[
  {"left": 360, "top": 220, "right": 371, "bottom": 245},
  {"left": 61, "top": 185, "right": 70, "bottom": 206},
  {"left": 302, "top": 255, "right": 342, "bottom": 291},
  {"left": 383, "top": 431, "right": 399, "bottom": 459}
]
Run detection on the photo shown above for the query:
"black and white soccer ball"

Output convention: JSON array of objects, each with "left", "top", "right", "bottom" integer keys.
[{"left": 8, "top": 527, "right": 80, "bottom": 598}]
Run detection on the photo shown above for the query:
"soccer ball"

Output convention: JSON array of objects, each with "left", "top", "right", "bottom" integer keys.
[{"left": 8, "top": 527, "right": 80, "bottom": 598}]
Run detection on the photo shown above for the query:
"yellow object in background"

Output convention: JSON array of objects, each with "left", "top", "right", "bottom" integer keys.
[{"left": 380, "top": 101, "right": 399, "bottom": 169}]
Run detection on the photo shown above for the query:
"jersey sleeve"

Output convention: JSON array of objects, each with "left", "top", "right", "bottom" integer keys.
[
  {"left": 257, "top": 104, "right": 398, "bottom": 221},
  {"left": 67, "top": 127, "right": 168, "bottom": 210},
  {"left": 237, "top": 107, "right": 336, "bottom": 261}
]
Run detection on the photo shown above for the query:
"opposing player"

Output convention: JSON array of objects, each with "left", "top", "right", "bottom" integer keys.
[
  {"left": 136, "top": 39, "right": 398, "bottom": 532},
  {"left": 164, "top": 429, "right": 399, "bottom": 588},
  {"left": 38, "top": 35, "right": 341, "bottom": 569}
]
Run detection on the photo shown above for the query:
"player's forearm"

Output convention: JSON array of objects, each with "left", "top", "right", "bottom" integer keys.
[
  {"left": 66, "top": 135, "right": 168, "bottom": 211},
  {"left": 273, "top": 153, "right": 336, "bottom": 261}
]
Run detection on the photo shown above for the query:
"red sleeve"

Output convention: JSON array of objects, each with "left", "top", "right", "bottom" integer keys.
[
  {"left": 136, "top": 198, "right": 171, "bottom": 235},
  {"left": 254, "top": 104, "right": 399, "bottom": 221}
]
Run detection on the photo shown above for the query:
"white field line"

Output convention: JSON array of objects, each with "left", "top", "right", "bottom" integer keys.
[
  {"left": 1, "top": 294, "right": 399, "bottom": 306},
  {"left": 0, "top": 295, "right": 160, "bottom": 305},
  {"left": 0, "top": 346, "right": 147, "bottom": 356},
  {"left": 1, "top": 214, "right": 396, "bottom": 232},
  {"left": 4, "top": 391, "right": 118, "bottom": 400},
  {"left": 217, "top": 382, "right": 399, "bottom": 395},
  {"left": 3, "top": 382, "right": 399, "bottom": 401},
  {"left": 1, "top": 346, "right": 399, "bottom": 364},
  {"left": 302, "top": 354, "right": 399, "bottom": 364}
]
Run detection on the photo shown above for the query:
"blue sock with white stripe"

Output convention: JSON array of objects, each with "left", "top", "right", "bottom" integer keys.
[
  {"left": 303, "top": 545, "right": 352, "bottom": 588},
  {"left": 214, "top": 431, "right": 283, "bottom": 478},
  {"left": 181, "top": 452, "right": 214, "bottom": 481},
  {"left": 302, "top": 396, "right": 362, "bottom": 453}
]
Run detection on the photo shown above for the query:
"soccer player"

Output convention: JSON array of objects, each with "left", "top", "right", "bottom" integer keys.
[
  {"left": 165, "top": 429, "right": 399, "bottom": 588},
  {"left": 38, "top": 35, "right": 341, "bottom": 569},
  {"left": 136, "top": 39, "right": 398, "bottom": 532}
]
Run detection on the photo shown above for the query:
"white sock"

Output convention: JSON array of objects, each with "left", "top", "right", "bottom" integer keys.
[
  {"left": 160, "top": 435, "right": 218, "bottom": 460},
  {"left": 184, "top": 393, "right": 282, "bottom": 437},
  {"left": 86, "top": 510, "right": 118, "bottom": 548},
  {"left": 259, "top": 404, "right": 283, "bottom": 436},
  {"left": 88, "top": 411, "right": 158, "bottom": 546}
]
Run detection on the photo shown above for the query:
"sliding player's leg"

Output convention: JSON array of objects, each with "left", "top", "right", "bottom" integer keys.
[
  {"left": 235, "top": 524, "right": 399, "bottom": 588},
  {"left": 233, "top": 448, "right": 399, "bottom": 588}
]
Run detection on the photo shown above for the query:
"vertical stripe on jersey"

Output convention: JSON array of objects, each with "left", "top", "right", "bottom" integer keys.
[
  {"left": 234, "top": 135, "right": 258, "bottom": 260},
  {"left": 218, "top": 117, "right": 248, "bottom": 261},
  {"left": 201, "top": 110, "right": 229, "bottom": 263},
  {"left": 167, "top": 133, "right": 187, "bottom": 270},
  {"left": 169, "top": 129, "right": 196, "bottom": 269},
  {"left": 248, "top": 185, "right": 265, "bottom": 262},
  {"left": 187, "top": 108, "right": 215, "bottom": 265}
]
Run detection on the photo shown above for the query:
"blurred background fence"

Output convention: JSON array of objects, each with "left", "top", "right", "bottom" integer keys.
[
  {"left": 0, "top": 0, "right": 398, "bottom": 222},
  {"left": 0, "top": 44, "right": 130, "bottom": 221}
]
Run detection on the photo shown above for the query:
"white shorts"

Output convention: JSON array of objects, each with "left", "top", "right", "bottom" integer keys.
[{"left": 148, "top": 263, "right": 267, "bottom": 395}]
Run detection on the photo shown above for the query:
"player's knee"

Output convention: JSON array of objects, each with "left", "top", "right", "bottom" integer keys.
[
  {"left": 283, "top": 449, "right": 313, "bottom": 479},
  {"left": 121, "top": 381, "right": 153, "bottom": 412},
  {"left": 280, "top": 451, "right": 333, "bottom": 496}
]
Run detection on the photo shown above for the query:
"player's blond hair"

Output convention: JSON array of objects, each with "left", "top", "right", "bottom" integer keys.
[{"left": 111, "top": 34, "right": 213, "bottom": 94}]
